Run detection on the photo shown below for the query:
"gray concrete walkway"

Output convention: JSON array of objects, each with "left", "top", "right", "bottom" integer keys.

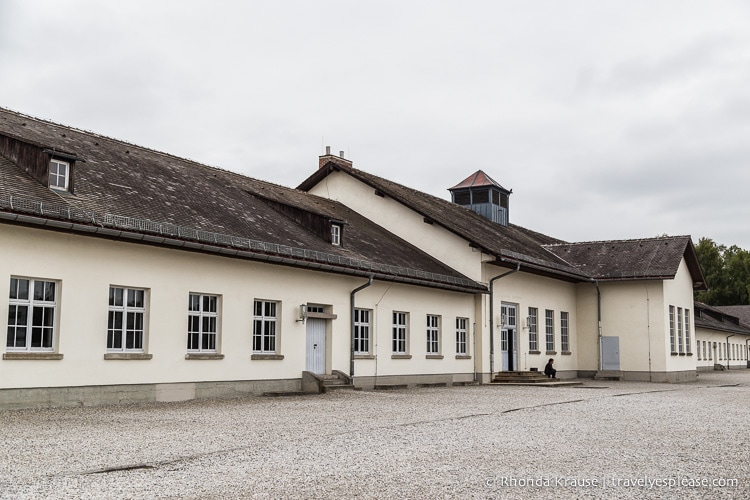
[{"left": 1, "top": 371, "right": 748, "bottom": 499}]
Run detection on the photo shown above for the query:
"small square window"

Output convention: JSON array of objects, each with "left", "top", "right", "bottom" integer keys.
[{"left": 49, "top": 159, "right": 69, "bottom": 191}]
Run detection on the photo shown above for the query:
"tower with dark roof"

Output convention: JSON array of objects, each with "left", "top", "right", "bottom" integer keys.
[{"left": 448, "top": 170, "right": 512, "bottom": 226}]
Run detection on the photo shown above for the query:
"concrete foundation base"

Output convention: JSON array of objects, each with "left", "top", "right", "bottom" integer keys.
[
  {"left": 354, "top": 372, "right": 476, "bottom": 390},
  {"left": 0, "top": 378, "right": 301, "bottom": 411}
]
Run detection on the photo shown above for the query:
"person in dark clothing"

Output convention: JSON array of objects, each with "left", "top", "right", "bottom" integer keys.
[{"left": 544, "top": 358, "right": 556, "bottom": 379}]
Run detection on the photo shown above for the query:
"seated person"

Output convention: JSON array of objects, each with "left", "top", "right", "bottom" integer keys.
[{"left": 544, "top": 358, "right": 557, "bottom": 379}]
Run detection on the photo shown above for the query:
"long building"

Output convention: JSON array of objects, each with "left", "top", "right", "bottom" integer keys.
[{"left": 1, "top": 107, "right": 736, "bottom": 410}]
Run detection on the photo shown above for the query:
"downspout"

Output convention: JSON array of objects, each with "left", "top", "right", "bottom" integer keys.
[
  {"left": 489, "top": 262, "right": 521, "bottom": 378},
  {"left": 746, "top": 339, "right": 749, "bottom": 369},
  {"left": 350, "top": 275, "right": 374, "bottom": 378},
  {"left": 594, "top": 279, "right": 602, "bottom": 371},
  {"left": 725, "top": 333, "right": 735, "bottom": 371}
]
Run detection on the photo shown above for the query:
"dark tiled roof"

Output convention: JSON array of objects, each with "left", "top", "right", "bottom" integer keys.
[
  {"left": 543, "top": 237, "right": 707, "bottom": 289},
  {"left": 298, "top": 161, "right": 707, "bottom": 286},
  {"left": 695, "top": 302, "right": 750, "bottom": 336},
  {"left": 298, "top": 160, "right": 590, "bottom": 281},
  {"left": 449, "top": 170, "right": 507, "bottom": 191},
  {"left": 715, "top": 305, "right": 750, "bottom": 327},
  {"left": 0, "top": 107, "right": 484, "bottom": 293}
]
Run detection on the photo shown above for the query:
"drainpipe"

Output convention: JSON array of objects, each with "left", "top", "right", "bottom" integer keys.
[
  {"left": 746, "top": 339, "right": 750, "bottom": 369},
  {"left": 489, "top": 262, "right": 521, "bottom": 378},
  {"left": 594, "top": 280, "right": 602, "bottom": 371},
  {"left": 725, "top": 333, "right": 735, "bottom": 371},
  {"left": 350, "top": 275, "right": 374, "bottom": 378}
]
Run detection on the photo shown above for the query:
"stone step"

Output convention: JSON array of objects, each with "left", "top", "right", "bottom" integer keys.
[{"left": 594, "top": 370, "right": 622, "bottom": 381}]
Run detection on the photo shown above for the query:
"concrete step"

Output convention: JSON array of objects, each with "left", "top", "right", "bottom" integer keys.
[{"left": 594, "top": 370, "right": 623, "bottom": 381}]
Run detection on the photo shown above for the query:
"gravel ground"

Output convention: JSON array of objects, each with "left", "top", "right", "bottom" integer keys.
[{"left": 1, "top": 371, "right": 748, "bottom": 499}]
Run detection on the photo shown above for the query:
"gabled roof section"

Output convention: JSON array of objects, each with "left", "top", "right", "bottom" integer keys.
[
  {"left": 449, "top": 170, "right": 507, "bottom": 191},
  {"left": 695, "top": 302, "right": 750, "bottom": 336},
  {"left": 298, "top": 160, "right": 591, "bottom": 282},
  {"left": 0, "top": 107, "right": 485, "bottom": 293},
  {"left": 543, "top": 236, "right": 708, "bottom": 290}
]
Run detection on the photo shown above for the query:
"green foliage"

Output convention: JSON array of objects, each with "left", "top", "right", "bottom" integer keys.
[{"left": 694, "top": 237, "right": 750, "bottom": 306}]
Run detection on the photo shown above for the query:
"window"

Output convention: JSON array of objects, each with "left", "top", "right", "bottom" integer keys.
[
  {"left": 331, "top": 224, "right": 341, "bottom": 246},
  {"left": 49, "top": 159, "right": 69, "bottom": 191},
  {"left": 426, "top": 314, "right": 440, "bottom": 355},
  {"left": 677, "top": 307, "right": 684, "bottom": 353},
  {"left": 545, "top": 309, "right": 554, "bottom": 352},
  {"left": 456, "top": 317, "right": 468, "bottom": 355},
  {"left": 684, "top": 310, "right": 691, "bottom": 354},
  {"left": 528, "top": 307, "right": 538, "bottom": 351},
  {"left": 708, "top": 342, "right": 712, "bottom": 360},
  {"left": 188, "top": 294, "right": 218, "bottom": 352},
  {"left": 669, "top": 306, "right": 676, "bottom": 353},
  {"left": 354, "top": 308, "right": 370, "bottom": 354},
  {"left": 108, "top": 287, "right": 146, "bottom": 351},
  {"left": 7, "top": 277, "right": 57, "bottom": 351},
  {"left": 253, "top": 300, "right": 278, "bottom": 353},
  {"left": 392, "top": 312, "right": 408, "bottom": 354},
  {"left": 560, "top": 311, "right": 569, "bottom": 352}
]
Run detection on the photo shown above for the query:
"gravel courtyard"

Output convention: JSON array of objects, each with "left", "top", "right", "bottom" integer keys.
[{"left": 1, "top": 371, "right": 748, "bottom": 499}]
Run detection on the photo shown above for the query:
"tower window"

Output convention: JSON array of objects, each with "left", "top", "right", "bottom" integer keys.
[{"left": 49, "top": 159, "right": 69, "bottom": 191}]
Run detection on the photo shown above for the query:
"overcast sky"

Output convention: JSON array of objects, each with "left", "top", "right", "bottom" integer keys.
[{"left": 2, "top": 1, "right": 749, "bottom": 249}]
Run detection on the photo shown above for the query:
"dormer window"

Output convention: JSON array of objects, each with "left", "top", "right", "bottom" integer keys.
[
  {"left": 331, "top": 224, "right": 341, "bottom": 246},
  {"left": 49, "top": 159, "right": 69, "bottom": 191}
]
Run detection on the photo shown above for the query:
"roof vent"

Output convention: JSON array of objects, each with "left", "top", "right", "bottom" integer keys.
[{"left": 448, "top": 170, "right": 512, "bottom": 226}]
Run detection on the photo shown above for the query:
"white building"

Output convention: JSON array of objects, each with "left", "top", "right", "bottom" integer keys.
[{"left": 0, "top": 108, "right": 722, "bottom": 410}]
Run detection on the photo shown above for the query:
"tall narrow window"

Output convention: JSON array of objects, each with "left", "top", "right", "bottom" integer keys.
[
  {"left": 331, "top": 224, "right": 341, "bottom": 246},
  {"left": 456, "top": 317, "right": 468, "bottom": 355},
  {"left": 49, "top": 159, "right": 69, "bottom": 191},
  {"left": 392, "top": 312, "right": 408, "bottom": 354},
  {"left": 354, "top": 308, "right": 370, "bottom": 354},
  {"left": 545, "top": 309, "right": 554, "bottom": 352},
  {"left": 108, "top": 287, "right": 146, "bottom": 351},
  {"left": 669, "top": 306, "right": 676, "bottom": 353},
  {"left": 677, "top": 307, "right": 684, "bottom": 353},
  {"left": 426, "top": 314, "right": 440, "bottom": 355},
  {"left": 560, "top": 311, "right": 569, "bottom": 352},
  {"left": 253, "top": 300, "right": 278, "bottom": 353},
  {"left": 684, "top": 309, "right": 691, "bottom": 354},
  {"left": 188, "top": 294, "right": 218, "bottom": 352},
  {"left": 528, "top": 307, "right": 538, "bottom": 351},
  {"left": 7, "top": 277, "right": 57, "bottom": 351}
]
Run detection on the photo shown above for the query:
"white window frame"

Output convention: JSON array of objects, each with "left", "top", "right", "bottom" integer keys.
[
  {"left": 684, "top": 309, "right": 691, "bottom": 354},
  {"left": 253, "top": 300, "right": 278, "bottom": 353},
  {"left": 426, "top": 314, "right": 440, "bottom": 355},
  {"left": 669, "top": 305, "right": 676, "bottom": 353},
  {"left": 560, "top": 311, "right": 569, "bottom": 352},
  {"left": 188, "top": 293, "right": 219, "bottom": 353},
  {"left": 677, "top": 307, "right": 684, "bottom": 353},
  {"left": 7, "top": 277, "right": 57, "bottom": 352},
  {"left": 528, "top": 307, "right": 538, "bottom": 351},
  {"left": 354, "top": 308, "right": 371, "bottom": 355},
  {"left": 392, "top": 311, "right": 408, "bottom": 354},
  {"left": 107, "top": 286, "right": 147, "bottom": 352},
  {"left": 545, "top": 309, "right": 554, "bottom": 352},
  {"left": 331, "top": 224, "right": 341, "bottom": 246},
  {"left": 456, "top": 317, "right": 468, "bottom": 355},
  {"left": 49, "top": 158, "right": 69, "bottom": 191}
]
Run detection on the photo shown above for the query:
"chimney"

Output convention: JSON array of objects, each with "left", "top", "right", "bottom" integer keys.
[{"left": 319, "top": 145, "right": 353, "bottom": 169}]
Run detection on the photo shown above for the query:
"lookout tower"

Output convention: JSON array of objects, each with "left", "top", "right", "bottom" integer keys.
[{"left": 448, "top": 170, "right": 511, "bottom": 226}]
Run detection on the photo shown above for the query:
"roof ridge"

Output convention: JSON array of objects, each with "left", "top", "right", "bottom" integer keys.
[{"left": 543, "top": 235, "right": 691, "bottom": 247}]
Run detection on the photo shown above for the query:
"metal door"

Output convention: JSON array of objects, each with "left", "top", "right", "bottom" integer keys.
[
  {"left": 306, "top": 318, "right": 326, "bottom": 374},
  {"left": 601, "top": 336, "right": 620, "bottom": 370},
  {"left": 500, "top": 304, "right": 518, "bottom": 371}
]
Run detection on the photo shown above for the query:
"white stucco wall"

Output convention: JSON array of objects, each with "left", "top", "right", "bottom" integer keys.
[
  {"left": 662, "top": 259, "right": 698, "bottom": 372},
  {"left": 484, "top": 267, "right": 578, "bottom": 374},
  {"left": 307, "top": 171, "right": 487, "bottom": 281},
  {"left": 695, "top": 328, "right": 750, "bottom": 370},
  {"left": 0, "top": 224, "right": 477, "bottom": 389}
]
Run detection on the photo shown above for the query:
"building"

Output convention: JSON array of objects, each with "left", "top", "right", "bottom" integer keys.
[
  {"left": 0, "top": 107, "right": 721, "bottom": 409},
  {"left": 694, "top": 302, "right": 750, "bottom": 370}
]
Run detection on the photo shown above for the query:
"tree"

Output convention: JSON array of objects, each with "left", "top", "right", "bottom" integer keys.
[{"left": 694, "top": 238, "right": 750, "bottom": 306}]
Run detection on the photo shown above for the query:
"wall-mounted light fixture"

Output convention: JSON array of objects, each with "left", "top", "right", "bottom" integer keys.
[{"left": 297, "top": 304, "right": 307, "bottom": 324}]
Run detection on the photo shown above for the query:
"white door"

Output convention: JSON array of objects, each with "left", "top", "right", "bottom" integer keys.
[
  {"left": 500, "top": 304, "right": 518, "bottom": 371},
  {"left": 306, "top": 319, "right": 326, "bottom": 374}
]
